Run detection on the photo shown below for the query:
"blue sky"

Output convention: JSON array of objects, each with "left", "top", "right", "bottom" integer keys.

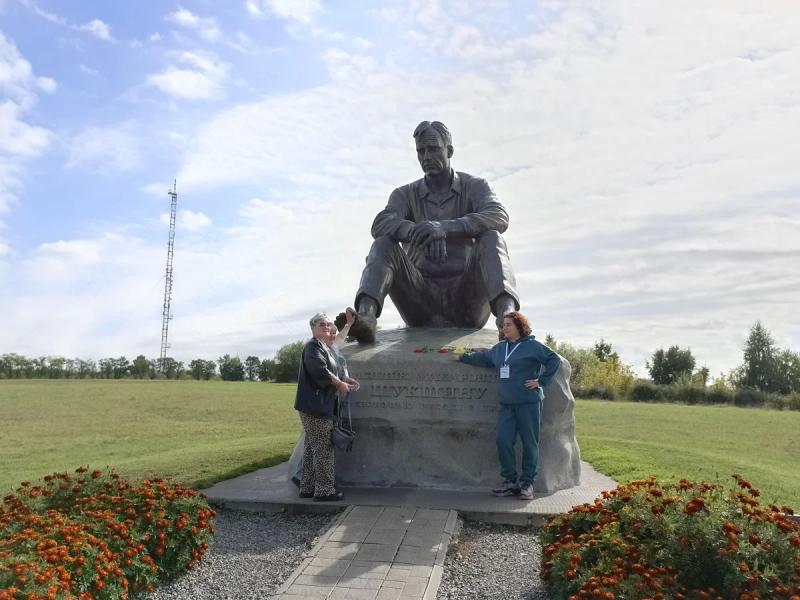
[{"left": 1, "top": 0, "right": 799, "bottom": 376}]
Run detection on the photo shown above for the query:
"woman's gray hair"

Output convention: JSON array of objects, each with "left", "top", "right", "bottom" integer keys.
[{"left": 309, "top": 312, "right": 329, "bottom": 328}]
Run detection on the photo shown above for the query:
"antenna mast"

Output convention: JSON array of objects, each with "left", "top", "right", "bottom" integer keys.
[{"left": 159, "top": 180, "right": 178, "bottom": 372}]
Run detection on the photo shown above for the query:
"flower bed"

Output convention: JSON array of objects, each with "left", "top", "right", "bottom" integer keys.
[
  {"left": 0, "top": 468, "right": 216, "bottom": 599},
  {"left": 541, "top": 475, "right": 800, "bottom": 600}
]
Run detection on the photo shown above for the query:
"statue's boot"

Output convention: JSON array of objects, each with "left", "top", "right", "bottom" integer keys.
[
  {"left": 496, "top": 315, "right": 506, "bottom": 341},
  {"left": 493, "top": 293, "right": 517, "bottom": 341},
  {"left": 349, "top": 314, "right": 377, "bottom": 344}
]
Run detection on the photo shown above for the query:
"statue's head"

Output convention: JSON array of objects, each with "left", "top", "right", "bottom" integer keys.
[{"left": 413, "top": 121, "right": 453, "bottom": 177}]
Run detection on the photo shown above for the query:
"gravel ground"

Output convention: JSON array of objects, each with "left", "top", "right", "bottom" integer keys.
[
  {"left": 144, "top": 510, "right": 549, "bottom": 600},
  {"left": 145, "top": 509, "right": 336, "bottom": 600},
  {"left": 437, "top": 519, "right": 550, "bottom": 600}
]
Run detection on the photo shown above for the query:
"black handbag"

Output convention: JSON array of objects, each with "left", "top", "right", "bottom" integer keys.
[{"left": 331, "top": 394, "right": 355, "bottom": 452}]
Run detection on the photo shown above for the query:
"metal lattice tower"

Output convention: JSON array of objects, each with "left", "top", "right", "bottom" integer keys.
[{"left": 159, "top": 180, "right": 178, "bottom": 372}]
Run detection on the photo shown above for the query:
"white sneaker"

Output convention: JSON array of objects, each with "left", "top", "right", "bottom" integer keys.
[{"left": 519, "top": 482, "right": 533, "bottom": 500}]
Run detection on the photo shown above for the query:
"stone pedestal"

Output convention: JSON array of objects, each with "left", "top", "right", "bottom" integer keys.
[{"left": 292, "top": 328, "right": 581, "bottom": 493}]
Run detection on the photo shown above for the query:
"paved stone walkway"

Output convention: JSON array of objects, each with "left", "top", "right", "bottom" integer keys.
[{"left": 273, "top": 505, "right": 457, "bottom": 600}]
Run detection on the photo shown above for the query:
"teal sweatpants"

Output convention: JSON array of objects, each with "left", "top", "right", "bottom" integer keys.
[{"left": 496, "top": 402, "right": 542, "bottom": 484}]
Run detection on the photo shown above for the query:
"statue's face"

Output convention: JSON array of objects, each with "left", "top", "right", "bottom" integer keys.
[{"left": 416, "top": 129, "right": 452, "bottom": 177}]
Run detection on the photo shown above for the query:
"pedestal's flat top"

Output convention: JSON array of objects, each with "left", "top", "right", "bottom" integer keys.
[
  {"left": 341, "top": 327, "right": 499, "bottom": 363},
  {"left": 203, "top": 461, "right": 617, "bottom": 526}
]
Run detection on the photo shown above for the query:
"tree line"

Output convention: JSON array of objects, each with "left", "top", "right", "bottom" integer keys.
[
  {"left": 548, "top": 321, "right": 800, "bottom": 409},
  {"left": 0, "top": 341, "right": 305, "bottom": 383},
  {"left": 2, "top": 321, "right": 797, "bottom": 396}
]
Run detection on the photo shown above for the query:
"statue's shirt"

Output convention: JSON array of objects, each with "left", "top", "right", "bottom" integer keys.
[{"left": 370, "top": 171, "right": 509, "bottom": 278}]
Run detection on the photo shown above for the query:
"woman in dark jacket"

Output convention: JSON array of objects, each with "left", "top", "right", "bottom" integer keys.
[{"left": 294, "top": 313, "right": 355, "bottom": 501}]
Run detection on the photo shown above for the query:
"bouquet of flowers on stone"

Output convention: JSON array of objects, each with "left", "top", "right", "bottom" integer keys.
[
  {"left": 541, "top": 474, "right": 799, "bottom": 600},
  {"left": 413, "top": 346, "right": 488, "bottom": 355},
  {"left": 0, "top": 467, "right": 216, "bottom": 599}
]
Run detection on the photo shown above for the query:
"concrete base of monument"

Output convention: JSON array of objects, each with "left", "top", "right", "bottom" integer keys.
[
  {"left": 291, "top": 327, "right": 582, "bottom": 493},
  {"left": 203, "top": 460, "right": 618, "bottom": 526}
]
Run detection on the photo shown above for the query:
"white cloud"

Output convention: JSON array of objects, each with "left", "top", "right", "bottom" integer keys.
[
  {"left": 20, "top": 2, "right": 115, "bottom": 42},
  {"left": 0, "top": 101, "right": 50, "bottom": 157},
  {"left": 245, "top": 0, "right": 321, "bottom": 23},
  {"left": 21, "top": 0, "right": 67, "bottom": 26},
  {"left": 36, "top": 76, "right": 56, "bottom": 93},
  {"left": 66, "top": 126, "right": 140, "bottom": 173},
  {"left": 228, "top": 31, "right": 255, "bottom": 54},
  {"left": 147, "top": 51, "right": 229, "bottom": 101},
  {"left": 78, "top": 18, "right": 113, "bottom": 41},
  {"left": 79, "top": 64, "right": 98, "bottom": 76},
  {"left": 166, "top": 8, "right": 221, "bottom": 42},
  {"left": 0, "top": 32, "right": 52, "bottom": 238},
  {"left": 4, "top": 2, "right": 800, "bottom": 377},
  {"left": 142, "top": 182, "right": 173, "bottom": 197},
  {"left": 1, "top": 232, "right": 169, "bottom": 356},
  {"left": 38, "top": 239, "right": 102, "bottom": 264},
  {"left": 161, "top": 209, "right": 212, "bottom": 231},
  {"left": 0, "top": 31, "right": 57, "bottom": 109},
  {"left": 166, "top": 2, "right": 800, "bottom": 375},
  {"left": 150, "top": 32, "right": 162, "bottom": 42}
]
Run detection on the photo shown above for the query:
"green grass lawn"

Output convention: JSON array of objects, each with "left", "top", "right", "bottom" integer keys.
[
  {"left": 576, "top": 400, "right": 800, "bottom": 506},
  {"left": 0, "top": 380, "right": 300, "bottom": 492},
  {"left": 2, "top": 380, "right": 798, "bottom": 506}
]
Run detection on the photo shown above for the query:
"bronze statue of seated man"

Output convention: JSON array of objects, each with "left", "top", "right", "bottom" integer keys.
[{"left": 346, "top": 120, "right": 520, "bottom": 343}]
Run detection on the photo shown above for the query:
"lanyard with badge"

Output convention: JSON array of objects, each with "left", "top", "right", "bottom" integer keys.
[{"left": 499, "top": 341, "right": 520, "bottom": 379}]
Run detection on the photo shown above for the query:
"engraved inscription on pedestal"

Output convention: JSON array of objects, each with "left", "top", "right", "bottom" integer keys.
[{"left": 350, "top": 366, "right": 497, "bottom": 423}]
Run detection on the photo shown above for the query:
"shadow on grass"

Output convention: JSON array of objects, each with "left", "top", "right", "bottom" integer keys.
[{"left": 190, "top": 452, "right": 292, "bottom": 491}]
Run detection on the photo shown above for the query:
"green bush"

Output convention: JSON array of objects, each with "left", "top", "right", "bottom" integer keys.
[
  {"left": 0, "top": 468, "right": 216, "bottom": 598},
  {"left": 734, "top": 388, "right": 767, "bottom": 407},
  {"left": 556, "top": 344, "right": 634, "bottom": 398},
  {"left": 629, "top": 380, "right": 661, "bottom": 402},
  {"left": 766, "top": 394, "right": 787, "bottom": 411},
  {"left": 541, "top": 475, "right": 800, "bottom": 599},
  {"left": 672, "top": 383, "right": 707, "bottom": 405},
  {"left": 707, "top": 387, "right": 733, "bottom": 404},
  {"left": 574, "top": 385, "right": 616, "bottom": 400}
]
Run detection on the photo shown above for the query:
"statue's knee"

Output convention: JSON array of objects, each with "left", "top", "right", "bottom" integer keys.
[
  {"left": 476, "top": 229, "right": 503, "bottom": 249},
  {"left": 368, "top": 235, "right": 400, "bottom": 260}
]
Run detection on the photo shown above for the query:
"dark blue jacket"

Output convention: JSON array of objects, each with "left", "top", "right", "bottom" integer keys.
[
  {"left": 294, "top": 338, "right": 339, "bottom": 419},
  {"left": 459, "top": 335, "right": 560, "bottom": 404}
]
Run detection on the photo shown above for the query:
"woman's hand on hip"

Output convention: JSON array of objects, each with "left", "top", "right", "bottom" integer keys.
[{"left": 524, "top": 379, "right": 540, "bottom": 389}]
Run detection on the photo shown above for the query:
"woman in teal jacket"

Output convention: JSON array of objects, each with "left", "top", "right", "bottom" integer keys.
[{"left": 458, "top": 311, "right": 560, "bottom": 500}]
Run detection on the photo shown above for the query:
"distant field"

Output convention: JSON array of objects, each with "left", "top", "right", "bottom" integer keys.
[
  {"left": 575, "top": 400, "right": 800, "bottom": 506},
  {"left": 1, "top": 381, "right": 798, "bottom": 506},
  {"left": 0, "top": 380, "right": 299, "bottom": 492}
]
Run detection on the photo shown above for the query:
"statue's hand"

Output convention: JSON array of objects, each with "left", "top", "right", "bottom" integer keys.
[
  {"left": 410, "top": 221, "right": 445, "bottom": 248},
  {"left": 425, "top": 238, "right": 448, "bottom": 263}
]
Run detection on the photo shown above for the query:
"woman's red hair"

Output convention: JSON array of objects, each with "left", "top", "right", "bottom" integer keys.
[{"left": 503, "top": 311, "right": 532, "bottom": 337}]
